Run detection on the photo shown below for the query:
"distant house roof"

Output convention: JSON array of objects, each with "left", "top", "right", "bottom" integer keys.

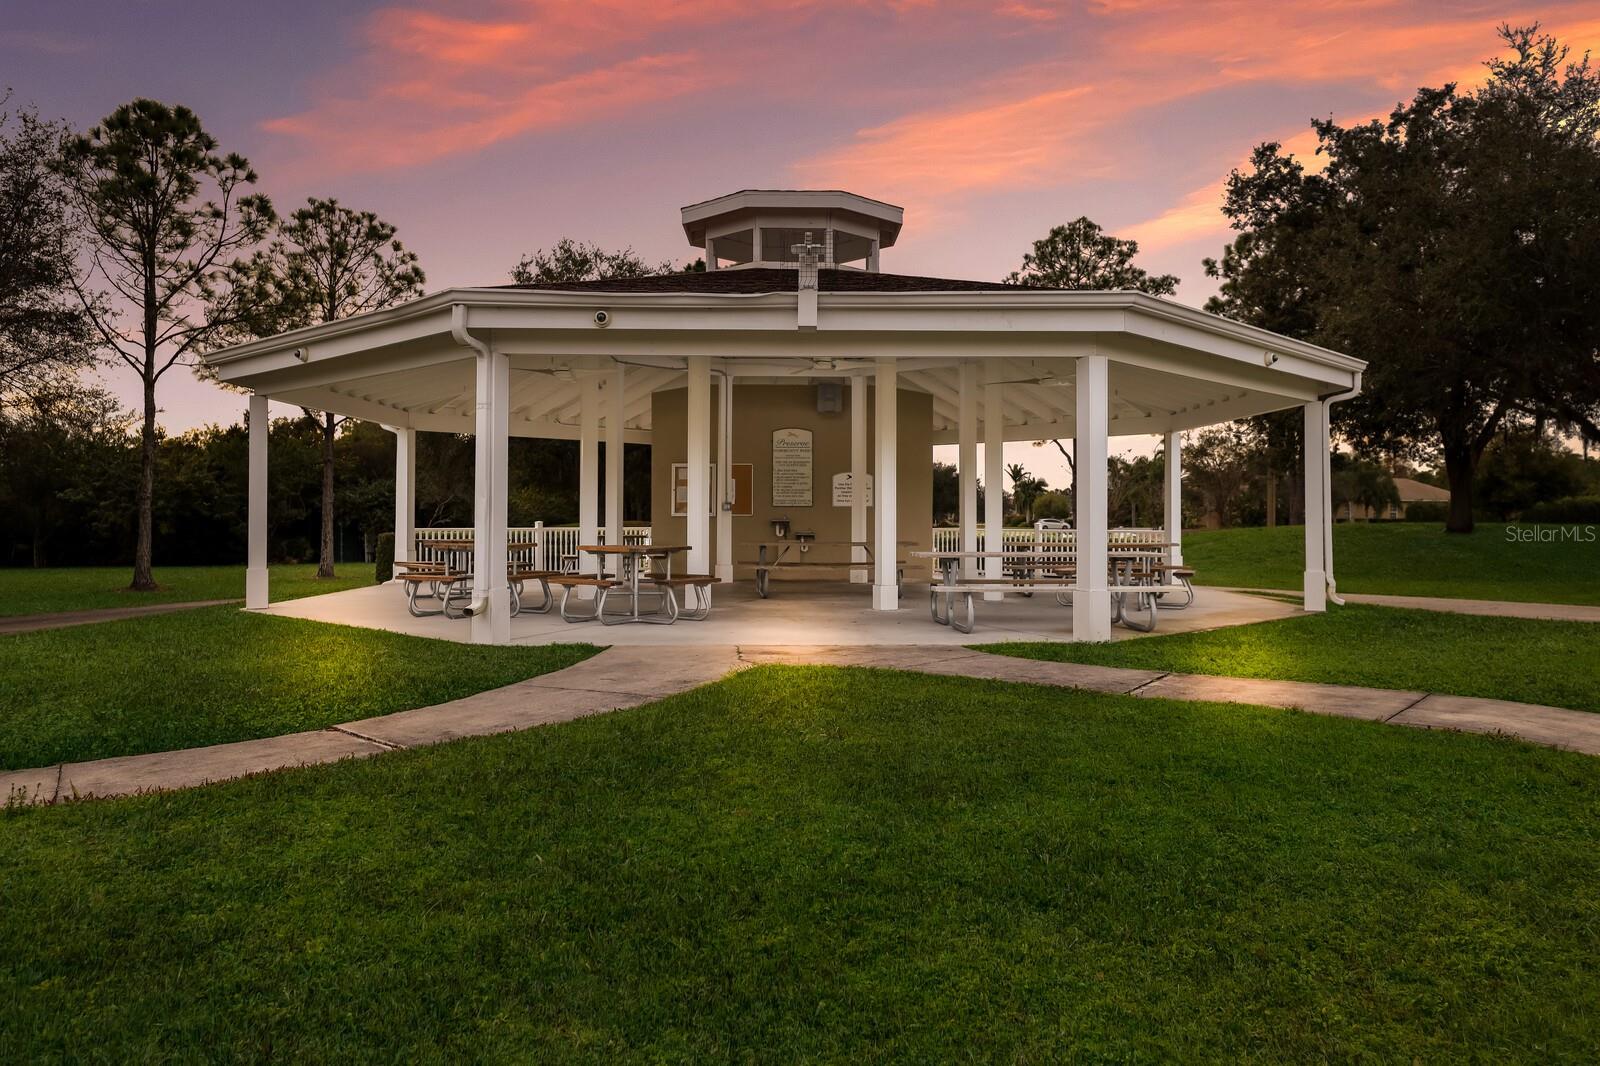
[
  {"left": 499, "top": 268, "right": 1027, "bottom": 295},
  {"left": 1393, "top": 477, "right": 1451, "bottom": 502}
]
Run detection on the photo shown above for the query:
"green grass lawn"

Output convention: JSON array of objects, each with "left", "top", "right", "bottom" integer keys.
[
  {"left": 0, "top": 563, "right": 377, "bottom": 617},
  {"left": 1184, "top": 522, "right": 1600, "bottom": 604},
  {"left": 0, "top": 606, "right": 595, "bottom": 769},
  {"left": 4, "top": 665, "right": 1598, "bottom": 1060},
  {"left": 985, "top": 603, "right": 1600, "bottom": 713}
]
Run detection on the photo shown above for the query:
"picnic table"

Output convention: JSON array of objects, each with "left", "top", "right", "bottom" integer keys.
[
  {"left": 913, "top": 545, "right": 1193, "bottom": 634},
  {"left": 396, "top": 541, "right": 556, "bottom": 619},
  {"left": 740, "top": 539, "right": 914, "bottom": 598},
  {"left": 553, "top": 544, "right": 717, "bottom": 625},
  {"left": 396, "top": 534, "right": 553, "bottom": 617}
]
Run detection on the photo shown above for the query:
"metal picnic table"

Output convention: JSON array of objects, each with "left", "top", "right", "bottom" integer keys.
[
  {"left": 912, "top": 544, "right": 1186, "bottom": 633},
  {"left": 577, "top": 543, "right": 691, "bottom": 624}
]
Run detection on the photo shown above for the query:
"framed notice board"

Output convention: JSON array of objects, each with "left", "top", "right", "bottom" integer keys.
[{"left": 673, "top": 463, "right": 754, "bottom": 516}]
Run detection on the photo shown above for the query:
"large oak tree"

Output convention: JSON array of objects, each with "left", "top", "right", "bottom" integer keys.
[{"left": 1207, "top": 26, "right": 1600, "bottom": 532}]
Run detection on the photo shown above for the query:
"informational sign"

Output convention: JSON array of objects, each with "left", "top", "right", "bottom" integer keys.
[
  {"left": 831, "top": 471, "right": 873, "bottom": 507},
  {"left": 771, "top": 428, "right": 814, "bottom": 507}
]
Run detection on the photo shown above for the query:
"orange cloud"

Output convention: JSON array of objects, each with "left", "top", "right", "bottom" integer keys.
[
  {"left": 264, "top": 1, "right": 1126, "bottom": 175},
  {"left": 263, "top": 0, "right": 839, "bottom": 173},
  {"left": 802, "top": 3, "right": 1600, "bottom": 246},
  {"left": 266, "top": 51, "right": 723, "bottom": 172}
]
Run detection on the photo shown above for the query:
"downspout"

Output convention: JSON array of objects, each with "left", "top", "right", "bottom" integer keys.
[
  {"left": 1321, "top": 373, "right": 1363, "bottom": 607},
  {"left": 710, "top": 368, "right": 734, "bottom": 511},
  {"left": 450, "top": 303, "right": 492, "bottom": 618}
]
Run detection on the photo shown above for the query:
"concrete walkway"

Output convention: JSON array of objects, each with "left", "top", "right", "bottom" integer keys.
[
  {"left": 1220, "top": 587, "right": 1600, "bottom": 623},
  {"left": 740, "top": 645, "right": 1600, "bottom": 755},
  {"left": 0, "top": 600, "right": 239, "bottom": 636},
  {"left": 1, "top": 646, "right": 744, "bottom": 806},
  {"left": 5, "top": 642, "right": 1596, "bottom": 807}
]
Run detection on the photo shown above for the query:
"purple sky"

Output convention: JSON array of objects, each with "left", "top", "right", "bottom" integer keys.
[{"left": 7, "top": 0, "right": 1597, "bottom": 486}]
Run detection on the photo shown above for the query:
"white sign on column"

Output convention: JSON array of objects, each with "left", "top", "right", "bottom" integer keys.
[{"left": 831, "top": 471, "right": 872, "bottom": 506}]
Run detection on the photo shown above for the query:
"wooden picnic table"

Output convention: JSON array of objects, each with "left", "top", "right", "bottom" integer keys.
[
  {"left": 575, "top": 543, "right": 692, "bottom": 624},
  {"left": 912, "top": 546, "right": 1192, "bottom": 634}
]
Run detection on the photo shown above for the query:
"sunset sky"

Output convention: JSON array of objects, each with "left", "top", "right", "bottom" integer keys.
[{"left": 6, "top": 0, "right": 1598, "bottom": 481}]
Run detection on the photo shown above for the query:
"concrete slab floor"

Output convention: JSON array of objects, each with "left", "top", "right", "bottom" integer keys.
[{"left": 260, "top": 580, "right": 1299, "bottom": 647}]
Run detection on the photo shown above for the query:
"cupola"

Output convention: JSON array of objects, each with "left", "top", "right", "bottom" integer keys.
[{"left": 680, "top": 190, "right": 903, "bottom": 272}]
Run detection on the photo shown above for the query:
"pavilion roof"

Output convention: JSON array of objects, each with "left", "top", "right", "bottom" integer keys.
[{"left": 499, "top": 268, "right": 1026, "bottom": 295}]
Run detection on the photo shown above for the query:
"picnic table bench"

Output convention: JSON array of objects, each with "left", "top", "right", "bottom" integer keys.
[
  {"left": 742, "top": 539, "right": 914, "bottom": 598},
  {"left": 914, "top": 548, "right": 1196, "bottom": 634}
]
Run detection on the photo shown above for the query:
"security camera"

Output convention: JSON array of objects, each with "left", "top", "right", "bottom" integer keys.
[
  {"left": 1263, "top": 350, "right": 1280, "bottom": 366},
  {"left": 293, "top": 347, "right": 308, "bottom": 362},
  {"left": 593, "top": 310, "right": 611, "bottom": 328}
]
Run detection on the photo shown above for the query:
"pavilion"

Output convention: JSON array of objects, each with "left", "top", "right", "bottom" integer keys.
[{"left": 203, "top": 189, "right": 1365, "bottom": 645}]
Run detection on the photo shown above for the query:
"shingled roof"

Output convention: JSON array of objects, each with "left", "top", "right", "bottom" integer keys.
[{"left": 498, "top": 268, "right": 1032, "bottom": 295}]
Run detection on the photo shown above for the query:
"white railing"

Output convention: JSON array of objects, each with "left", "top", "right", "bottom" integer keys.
[
  {"left": 415, "top": 524, "right": 1168, "bottom": 570},
  {"left": 930, "top": 526, "right": 1168, "bottom": 552},
  {"left": 413, "top": 523, "right": 651, "bottom": 571}
]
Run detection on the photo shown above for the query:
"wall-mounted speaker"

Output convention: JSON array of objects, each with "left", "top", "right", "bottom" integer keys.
[{"left": 816, "top": 382, "right": 843, "bottom": 414}]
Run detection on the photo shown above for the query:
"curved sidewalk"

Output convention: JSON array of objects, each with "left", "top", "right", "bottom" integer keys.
[
  {"left": 1218, "top": 588, "right": 1600, "bottom": 623},
  {"left": 5, "top": 643, "right": 1596, "bottom": 807},
  {"left": 1, "top": 646, "right": 745, "bottom": 807}
]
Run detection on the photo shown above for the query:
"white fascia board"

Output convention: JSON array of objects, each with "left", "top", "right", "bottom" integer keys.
[
  {"left": 208, "top": 286, "right": 1361, "bottom": 401},
  {"left": 819, "top": 291, "right": 1360, "bottom": 366},
  {"left": 229, "top": 342, "right": 469, "bottom": 394}
]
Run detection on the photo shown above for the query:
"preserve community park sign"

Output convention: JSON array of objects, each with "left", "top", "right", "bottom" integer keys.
[{"left": 772, "top": 428, "right": 814, "bottom": 507}]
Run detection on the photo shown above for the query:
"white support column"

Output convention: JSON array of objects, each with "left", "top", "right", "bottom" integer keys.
[
  {"left": 578, "top": 374, "right": 601, "bottom": 595},
  {"left": 704, "top": 237, "right": 717, "bottom": 271},
  {"left": 1163, "top": 430, "right": 1183, "bottom": 567},
  {"left": 983, "top": 376, "right": 1004, "bottom": 601},
  {"left": 867, "top": 240, "right": 880, "bottom": 272},
  {"left": 246, "top": 393, "right": 269, "bottom": 609},
  {"left": 872, "top": 356, "right": 898, "bottom": 610},
  {"left": 750, "top": 228, "right": 762, "bottom": 266},
  {"left": 470, "top": 346, "right": 511, "bottom": 644},
  {"left": 850, "top": 374, "right": 869, "bottom": 582},
  {"left": 715, "top": 371, "right": 734, "bottom": 583},
  {"left": 958, "top": 361, "right": 979, "bottom": 579},
  {"left": 605, "top": 361, "right": 625, "bottom": 547},
  {"left": 1303, "top": 400, "right": 1329, "bottom": 612},
  {"left": 391, "top": 425, "right": 416, "bottom": 574},
  {"left": 686, "top": 355, "right": 711, "bottom": 576},
  {"left": 1073, "top": 355, "right": 1112, "bottom": 641}
]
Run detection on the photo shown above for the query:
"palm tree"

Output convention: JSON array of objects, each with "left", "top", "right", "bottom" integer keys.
[{"left": 1005, "top": 463, "right": 1048, "bottom": 524}]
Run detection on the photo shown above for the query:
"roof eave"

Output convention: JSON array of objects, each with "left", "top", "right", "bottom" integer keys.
[{"left": 202, "top": 286, "right": 1364, "bottom": 379}]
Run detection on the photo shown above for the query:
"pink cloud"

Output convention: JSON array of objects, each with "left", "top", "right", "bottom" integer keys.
[
  {"left": 263, "top": 1, "right": 1129, "bottom": 176},
  {"left": 262, "top": 0, "right": 839, "bottom": 174},
  {"left": 802, "top": 3, "right": 1600, "bottom": 246}
]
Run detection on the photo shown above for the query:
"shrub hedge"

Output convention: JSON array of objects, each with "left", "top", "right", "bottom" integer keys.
[
  {"left": 1403, "top": 501, "right": 1450, "bottom": 522},
  {"left": 1521, "top": 496, "right": 1600, "bottom": 524},
  {"left": 375, "top": 532, "right": 395, "bottom": 583}
]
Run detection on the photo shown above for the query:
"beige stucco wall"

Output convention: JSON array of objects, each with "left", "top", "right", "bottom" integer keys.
[{"left": 651, "top": 384, "right": 933, "bottom": 581}]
